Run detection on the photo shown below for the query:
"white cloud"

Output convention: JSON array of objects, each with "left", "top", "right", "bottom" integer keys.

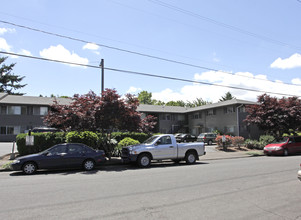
[
  {"left": 151, "top": 71, "right": 301, "bottom": 103},
  {"left": 126, "top": 86, "right": 142, "bottom": 94},
  {"left": 292, "top": 78, "right": 301, "bottom": 85},
  {"left": 18, "top": 49, "right": 32, "bottom": 56},
  {"left": 0, "top": 37, "right": 11, "bottom": 51},
  {"left": 0, "top": 28, "right": 15, "bottom": 35},
  {"left": 270, "top": 53, "right": 301, "bottom": 69},
  {"left": 83, "top": 43, "right": 99, "bottom": 50},
  {"left": 40, "top": 44, "right": 89, "bottom": 67}
]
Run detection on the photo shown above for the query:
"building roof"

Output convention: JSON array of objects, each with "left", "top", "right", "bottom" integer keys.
[
  {"left": 137, "top": 104, "right": 188, "bottom": 113},
  {"left": 138, "top": 99, "right": 257, "bottom": 114},
  {"left": 184, "top": 99, "right": 257, "bottom": 113},
  {"left": 0, "top": 93, "right": 257, "bottom": 112},
  {"left": 0, "top": 93, "right": 72, "bottom": 106}
]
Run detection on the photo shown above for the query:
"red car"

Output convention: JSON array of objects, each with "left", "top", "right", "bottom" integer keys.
[{"left": 264, "top": 136, "right": 301, "bottom": 156}]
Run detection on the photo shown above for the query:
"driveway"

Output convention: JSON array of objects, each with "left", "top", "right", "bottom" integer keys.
[{"left": 0, "top": 142, "right": 15, "bottom": 157}]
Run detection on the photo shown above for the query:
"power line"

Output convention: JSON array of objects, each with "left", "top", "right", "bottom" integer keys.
[
  {"left": 0, "top": 20, "right": 298, "bottom": 87},
  {"left": 1, "top": 51, "right": 300, "bottom": 98},
  {"left": 148, "top": 0, "right": 301, "bottom": 51}
]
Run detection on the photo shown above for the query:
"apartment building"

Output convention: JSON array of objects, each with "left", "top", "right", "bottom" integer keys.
[
  {"left": 0, "top": 93, "right": 261, "bottom": 141},
  {"left": 0, "top": 93, "right": 70, "bottom": 141}
]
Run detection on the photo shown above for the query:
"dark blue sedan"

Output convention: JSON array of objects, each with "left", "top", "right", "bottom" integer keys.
[{"left": 11, "top": 143, "right": 106, "bottom": 174}]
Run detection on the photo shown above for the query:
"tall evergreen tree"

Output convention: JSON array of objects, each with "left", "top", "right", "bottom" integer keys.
[
  {"left": 219, "top": 92, "right": 235, "bottom": 102},
  {"left": 0, "top": 57, "right": 26, "bottom": 95}
]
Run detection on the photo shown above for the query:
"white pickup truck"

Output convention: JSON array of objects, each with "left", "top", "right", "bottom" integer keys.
[{"left": 121, "top": 134, "right": 206, "bottom": 167}]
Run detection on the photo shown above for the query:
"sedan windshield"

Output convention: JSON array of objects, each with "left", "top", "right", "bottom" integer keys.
[{"left": 273, "top": 137, "right": 288, "bottom": 144}]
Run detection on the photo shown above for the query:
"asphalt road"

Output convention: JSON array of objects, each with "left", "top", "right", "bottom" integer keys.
[{"left": 0, "top": 155, "right": 300, "bottom": 220}]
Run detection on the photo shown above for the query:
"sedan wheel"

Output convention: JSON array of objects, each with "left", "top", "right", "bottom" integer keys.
[
  {"left": 83, "top": 159, "right": 95, "bottom": 171},
  {"left": 208, "top": 140, "right": 213, "bottom": 145},
  {"left": 22, "top": 162, "right": 37, "bottom": 175}
]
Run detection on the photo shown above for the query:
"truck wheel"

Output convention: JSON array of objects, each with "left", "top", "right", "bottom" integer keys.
[
  {"left": 208, "top": 140, "right": 212, "bottom": 145},
  {"left": 185, "top": 151, "right": 197, "bottom": 165},
  {"left": 137, "top": 153, "right": 151, "bottom": 168}
]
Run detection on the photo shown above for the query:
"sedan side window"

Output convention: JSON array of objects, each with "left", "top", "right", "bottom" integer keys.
[
  {"left": 68, "top": 144, "right": 85, "bottom": 154},
  {"left": 48, "top": 145, "right": 67, "bottom": 155}
]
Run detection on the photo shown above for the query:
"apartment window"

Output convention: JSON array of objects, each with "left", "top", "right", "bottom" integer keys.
[
  {"left": 206, "top": 109, "right": 216, "bottom": 116},
  {"left": 21, "top": 106, "right": 27, "bottom": 115},
  {"left": 224, "top": 106, "right": 235, "bottom": 114},
  {"left": 178, "top": 114, "right": 185, "bottom": 121},
  {"left": 7, "top": 106, "right": 21, "bottom": 115},
  {"left": 0, "top": 127, "right": 6, "bottom": 134},
  {"left": 225, "top": 126, "right": 235, "bottom": 133},
  {"left": 40, "top": 107, "right": 48, "bottom": 115},
  {"left": 33, "top": 106, "right": 48, "bottom": 115},
  {"left": 238, "top": 106, "right": 246, "bottom": 113},
  {"left": 0, "top": 126, "right": 21, "bottom": 135},
  {"left": 1, "top": 106, "right": 7, "bottom": 115},
  {"left": 166, "top": 114, "right": 171, "bottom": 120}
]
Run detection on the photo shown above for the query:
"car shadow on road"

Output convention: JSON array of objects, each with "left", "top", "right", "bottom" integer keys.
[
  {"left": 9, "top": 161, "right": 209, "bottom": 176},
  {"left": 100, "top": 161, "right": 209, "bottom": 173},
  {"left": 9, "top": 168, "right": 102, "bottom": 176}
]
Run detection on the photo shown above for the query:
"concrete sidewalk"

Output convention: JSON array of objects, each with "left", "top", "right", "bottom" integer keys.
[{"left": 0, "top": 149, "right": 263, "bottom": 172}]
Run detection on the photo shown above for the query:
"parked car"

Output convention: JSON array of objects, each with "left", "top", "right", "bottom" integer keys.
[
  {"left": 11, "top": 143, "right": 106, "bottom": 174},
  {"left": 298, "top": 164, "right": 301, "bottom": 181},
  {"left": 174, "top": 133, "right": 183, "bottom": 138},
  {"left": 32, "top": 127, "right": 60, "bottom": 133},
  {"left": 263, "top": 136, "right": 301, "bottom": 156},
  {"left": 121, "top": 134, "right": 205, "bottom": 167},
  {"left": 197, "top": 133, "right": 217, "bottom": 145},
  {"left": 176, "top": 134, "right": 197, "bottom": 143}
]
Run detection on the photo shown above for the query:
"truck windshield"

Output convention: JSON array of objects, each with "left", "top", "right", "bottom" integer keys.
[{"left": 143, "top": 136, "right": 158, "bottom": 144}]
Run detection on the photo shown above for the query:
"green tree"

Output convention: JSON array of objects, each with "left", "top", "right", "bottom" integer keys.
[
  {"left": 166, "top": 100, "right": 185, "bottom": 107},
  {"left": 186, "top": 98, "right": 212, "bottom": 107},
  {"left": 138, "top": 90, "right": 153, "bottom": 104},
  {"left": 219, "top": 92, "right": 235, "bottom": 102},
  {"left": 0, "top": 57, "right": 26, "bottom": 95}
]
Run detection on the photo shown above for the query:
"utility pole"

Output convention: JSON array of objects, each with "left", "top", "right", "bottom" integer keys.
[{"left": 100, "top": 59, "right": 104, "bottom": 95}]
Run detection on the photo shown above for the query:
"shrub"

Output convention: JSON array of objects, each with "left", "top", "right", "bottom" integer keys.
[
  {"left": 111, "top": 132, "right": 151, "bottom": 143},
  {"left": 117, "top": 137, "right": 140, "bottom": 150},
  {"left": 232, "top": 136, "right": 245, "bottom": 148},
  {"left": 215, "top": 135, "right": 232, "bottom": 147},
  {"left": 66, "top": 131, "right": 98, "bottom": 149},
  {"left": 245, "top": 139, "right": 263, "bottom": 150},
  {"left": 259, "top": 135, "right": 275, "bottom": 146}
]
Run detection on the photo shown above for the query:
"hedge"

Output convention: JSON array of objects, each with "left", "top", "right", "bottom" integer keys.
[
  {"left": 16, "top": 131, "right": 152, "bottom": 156},
  {"left": 66, "top": 131, "right": 98, "bottom": 149},
  {"left": 111, "top": 132, "right": 151, "bottom": 143},
  {"left": 16, "top": 132, "right": 66, "bottom": 156}
]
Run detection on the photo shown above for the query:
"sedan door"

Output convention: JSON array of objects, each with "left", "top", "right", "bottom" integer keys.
[
  {"left": 38, "top": 145, "right": 68, "bottom": 169},
  {"left": 63, "top": 144, "right": 87, "bottom": 167}
]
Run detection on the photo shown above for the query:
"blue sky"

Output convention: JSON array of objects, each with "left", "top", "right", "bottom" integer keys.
[{"left": 0, "top": 0, "right": 301, "bottom": 102}]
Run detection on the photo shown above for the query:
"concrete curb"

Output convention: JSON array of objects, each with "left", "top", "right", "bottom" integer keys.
[{"left": 0, "top": 152, "right": 264, "bottom": 172}]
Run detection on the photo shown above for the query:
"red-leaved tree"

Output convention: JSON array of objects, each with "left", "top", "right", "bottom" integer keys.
[
  {"left": 245, "top": 94, "right": 301, "bottom": 138},
  {"left": 44, "top": 89, "right": 157, "bottom": 133}
]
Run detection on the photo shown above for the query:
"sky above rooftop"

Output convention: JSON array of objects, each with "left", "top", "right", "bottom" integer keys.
[{"left": 0, "top": 0, "right": 301, "bottom": 102}]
